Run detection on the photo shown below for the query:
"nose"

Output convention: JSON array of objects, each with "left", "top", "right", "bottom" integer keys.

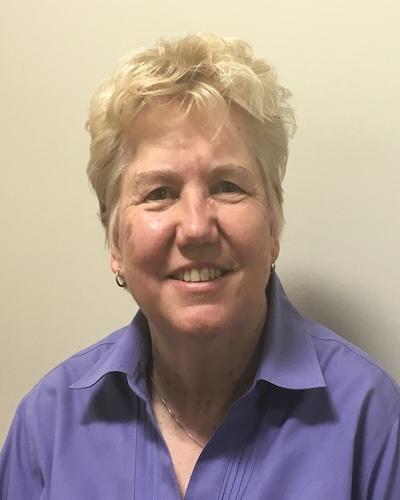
[{"left": 175, "top": 191, "right": 218, "bottom": 247}]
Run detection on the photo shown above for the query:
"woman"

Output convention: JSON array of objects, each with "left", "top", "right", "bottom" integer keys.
[{"left": 1, "top": 34, "right": 399, "bottom": 499}]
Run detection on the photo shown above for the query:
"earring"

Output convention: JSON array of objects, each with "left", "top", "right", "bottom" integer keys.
[
  {"left": 115, "top": 270, "right": 126, "bottom": 288},
  {"left": 271, "top": 261, "right": 276, "bottom": 272}
]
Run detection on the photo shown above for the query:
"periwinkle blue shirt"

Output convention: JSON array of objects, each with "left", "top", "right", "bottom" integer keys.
[{"left": 1, "top": 273, "right": 400, "bottom": 499}]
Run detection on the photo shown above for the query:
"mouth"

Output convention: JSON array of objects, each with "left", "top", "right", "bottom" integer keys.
[{"left": 168, "top": 267, "right": 231, "bottom": 283}]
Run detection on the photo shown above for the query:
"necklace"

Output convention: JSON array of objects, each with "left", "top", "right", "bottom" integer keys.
[{"left": 151, "top": 379, "right": 205, "bottom": 449}]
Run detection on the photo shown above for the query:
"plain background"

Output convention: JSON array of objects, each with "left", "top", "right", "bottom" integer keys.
[{"left": 1, "top": 0, "right": 399, "bottom": 445}]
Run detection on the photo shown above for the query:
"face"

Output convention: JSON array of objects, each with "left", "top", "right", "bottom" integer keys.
[{"left": 111, "top": 102, "right": 280, "bottom": 340}]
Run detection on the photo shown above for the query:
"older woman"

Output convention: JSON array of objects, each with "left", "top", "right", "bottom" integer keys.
[{"left": 1, "top": 34, "right": 399, "bottom": 499}]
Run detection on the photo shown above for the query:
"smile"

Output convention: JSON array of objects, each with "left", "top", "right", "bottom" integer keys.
[{"left": 171, "top": 268, "right": 229, "bottom": 283}]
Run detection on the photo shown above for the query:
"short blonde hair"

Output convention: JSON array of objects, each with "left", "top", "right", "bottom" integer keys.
[{"left": 86, "top": 34, "right": 295, "bottom": 246}]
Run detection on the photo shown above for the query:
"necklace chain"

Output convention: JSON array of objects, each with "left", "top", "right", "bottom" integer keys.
[{"left": 151, "top": 379, "right": 205, "bottom": 449}]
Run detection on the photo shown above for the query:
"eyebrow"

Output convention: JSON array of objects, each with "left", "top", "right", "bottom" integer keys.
[
  {"left": 129, "top": 163, "right": 255, "bottom": 188},
  {"left": 129, "top": 169, "right": 182, "bottom": 188},
  {"left": 208, "top": 164, "right": 255, "bottom": 182}
]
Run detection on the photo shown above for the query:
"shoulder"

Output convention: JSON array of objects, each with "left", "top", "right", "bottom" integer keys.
[
  {"left": 0, "top": 325, "right": 135, "bottom": 497},
  {"left": 4, "top": 324, "right": 132, "bottom": 452},
  {"left": 307, "top": 319, "right": 400, "bottom": 439},
  {"left": 308, "top": 322, "right": 400, "bottom": 494},
  {"left": 37, "top": 327, "right": 125, "bottom": 387},
  {"left": 310, "top": 321, "right": 399, "bottom": 398},
  {"left": 19, "top": 326, "right": 129, "bottom": 418}
]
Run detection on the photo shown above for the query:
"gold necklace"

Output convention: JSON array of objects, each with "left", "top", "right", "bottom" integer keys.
[{"left": 151, "top": 379, "right": 205, "bottom": 449}]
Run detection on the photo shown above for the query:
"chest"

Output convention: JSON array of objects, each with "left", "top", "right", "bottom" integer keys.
[
  {"left": 152, "top": 402, "right": 204, "bottom": 497},
  {"left": 38, "top": 391, "right": 363, "bottom": 500},
  {"left": 163, "top": 436, "right": 202, "bottom": 498}
]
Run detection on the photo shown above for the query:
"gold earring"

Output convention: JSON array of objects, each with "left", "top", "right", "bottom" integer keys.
[{"left": 115, "top": 270, "right": 126, "bottom": 288}]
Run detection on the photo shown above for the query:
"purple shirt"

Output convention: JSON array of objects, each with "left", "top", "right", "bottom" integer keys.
[{"left": 1, "top": 274, "right": 400, "bottom": 499}]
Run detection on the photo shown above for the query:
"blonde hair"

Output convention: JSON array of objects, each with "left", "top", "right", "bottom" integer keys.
[{"left": 86, "top": 34, "right": 295, "bottom": 246}]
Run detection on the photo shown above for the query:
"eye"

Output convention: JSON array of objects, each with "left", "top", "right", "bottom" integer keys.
[
  {"left": 145, "top": 187, "right": 176, "bottom": 202},
  {"left": 213, "top": 181, "right": 244, "bottom": 194}
]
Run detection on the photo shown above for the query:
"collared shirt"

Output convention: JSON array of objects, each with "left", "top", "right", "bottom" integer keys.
[{"left": 1, "top": 274, "right": 399, "bottom": 499}]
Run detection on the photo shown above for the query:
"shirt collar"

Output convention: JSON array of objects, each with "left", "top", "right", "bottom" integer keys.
[
  {"left": 69, "top": 312, "right": 151, "bottom": 400},
  {"left": 255, "top": 272, "right": 326, "bottom": 389},
  {"left": 70, "top": 272, "right": 326, "bottom": 394}
]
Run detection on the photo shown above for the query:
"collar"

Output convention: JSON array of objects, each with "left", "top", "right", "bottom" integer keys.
[
  {"left": 70, "top": 273, "right": 326, "bottom": 395},
  {"left": 255, "top": 272, "right": 326, "bottom": 389},
  {"left": 69, "top": 312, "right": 151, "bottom": 400}
]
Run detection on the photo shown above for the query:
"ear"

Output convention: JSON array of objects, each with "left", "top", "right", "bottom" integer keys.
[
  {"left": 111, "top": 243, "right": 123, "bottom": 276},
  {"left": 269, "top": 216, "right": 280, "bottom": 263},
  {"left": 272, "top": 238, "right": 280, "bottom": 263}
]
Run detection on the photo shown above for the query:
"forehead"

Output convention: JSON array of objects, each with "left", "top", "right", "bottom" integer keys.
[{"left": 127, "top": 101, "right": 257, "bottom": 169}]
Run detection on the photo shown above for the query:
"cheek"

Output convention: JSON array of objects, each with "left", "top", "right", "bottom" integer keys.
[
  {"left": 221, "top": 202, "right": 271, "bottom": 242},
  {"left": 221, "top": 204, "right": 274, "bottom": 270},
  {"left": 120, "top": 212, "right": 174, "bottom": 267}
]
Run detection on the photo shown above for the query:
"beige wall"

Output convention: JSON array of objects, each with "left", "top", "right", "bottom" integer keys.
[{"left": 1, "top": 0, "right": 399, "bottom": 445}]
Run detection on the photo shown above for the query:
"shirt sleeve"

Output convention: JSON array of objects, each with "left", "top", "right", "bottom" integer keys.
[
  {"left": 0, "top": 400, "right": 45, "bottom": 500},
  {"left": 363, "top": 415, "right": 400, "bottom": 500}
]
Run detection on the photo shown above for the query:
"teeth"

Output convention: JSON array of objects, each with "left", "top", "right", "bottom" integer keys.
[
  {"left": 200, "top": 268, "right": 209, "bottom": 281},
  {"left": 190, "top": 269, "right": 200, "bottom": 282},
  {"left": 176, "top": 267, "right": 225, "bottom": 282}
]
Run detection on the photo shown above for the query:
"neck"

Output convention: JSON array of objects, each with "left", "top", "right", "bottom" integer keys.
[{"left": 148, "top": 306, "right": 267, "bottom": 441}]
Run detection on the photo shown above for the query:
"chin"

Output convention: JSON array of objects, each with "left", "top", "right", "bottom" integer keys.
[{"left": 167, "top": 306, "right": 236, "bottom": 339}]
